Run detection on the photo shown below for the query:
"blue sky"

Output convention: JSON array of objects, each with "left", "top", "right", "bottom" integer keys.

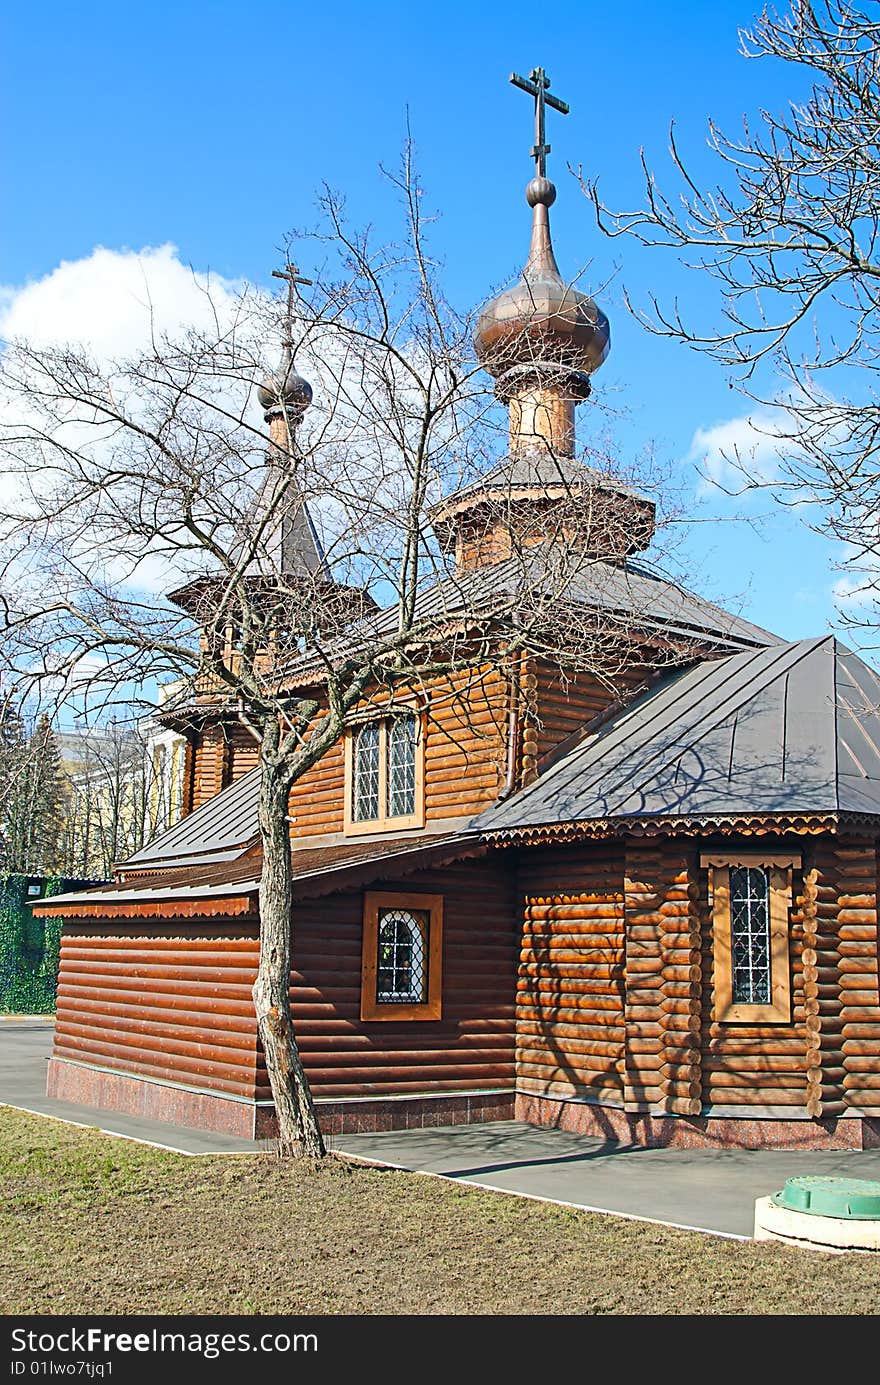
[{"left": 0, "top": 0, "right": 854, "bottom": 646}]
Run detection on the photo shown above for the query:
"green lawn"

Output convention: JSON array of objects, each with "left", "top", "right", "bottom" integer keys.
[{"left": 1, "top": 1107, "right": 878, "bottom": 1315}]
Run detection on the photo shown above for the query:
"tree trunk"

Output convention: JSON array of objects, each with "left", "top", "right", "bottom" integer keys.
[{"left": 253, "top": 750, "right": 326, "bottom": 1159}]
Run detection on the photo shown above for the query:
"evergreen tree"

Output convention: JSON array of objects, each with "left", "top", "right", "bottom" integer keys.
[{"left": 0, "top": 710, "right": 63, "bottom": 874}]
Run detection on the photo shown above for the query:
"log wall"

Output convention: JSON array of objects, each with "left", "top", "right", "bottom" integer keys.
[
  {"left": 624, "top": 843, "right": 703, "bottom": 1116},
  {"left": 697, "top": 838, "right": 880, "bottom": 1116},
  {"left": 53, "top": 922, "right": 262, "bottom": 1097},
  {"left": 699, "top": 844, "right": 808, "bottom": 1109},
  {"left": 513, "top": 835, "right": 880, "bottom": 1124},
  {"left": 284, "top": 665, "right": 511, "bottom": 840},
  {"left": 54, "top": 857, "right": 519, "bottom": 1106},
  {"left": 50, "top": 832, "right": 880, "bottom": 1131},
  {"left": 514, "top": 844, "right": 626, "bottom": 1104},
  {"left": 839, "top": 842, "right": 880, "bottom": 1113},
  {"left": 265, "top": 856, "right": 519, "bottom": 1099},
  {"left": 530, "top": 659, "right": 648, "bottom": 766},
  {"left": 190, "top": 726, "right": 229, "bottom": 810},
  {"left": 189, "top": 725, "right": 260, "bottom": 812}
]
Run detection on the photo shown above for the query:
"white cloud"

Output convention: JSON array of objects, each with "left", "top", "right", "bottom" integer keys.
[
  {"left": 0, "top": 244, "right": 245, "bottom": 363},
  {"left": 688, "top": 410, "right": 788, "bottom": 495},
  {"left": 0, "top": 246, "right": 264, "bottom": 594}
]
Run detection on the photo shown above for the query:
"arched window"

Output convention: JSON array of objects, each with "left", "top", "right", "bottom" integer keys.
[
  {"left": 352, "top": 721, "right": 381, "bottom": 822},
  {"left": 361, "top": 891, "right": 443, "bottom": 1020},
  {"left": 387, "top": 713, "right": 417, "bottom": 819},
  {"left": 376, "top": 907, "right": 428, "bottom": 1003}
]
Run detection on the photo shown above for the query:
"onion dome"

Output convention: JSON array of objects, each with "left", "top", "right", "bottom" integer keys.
[
  {"left": 257, "top": 340, "right": 313, "bottom": 421},
  {"left": 474, "top": 176, "right": 610, "bottom": 400}
]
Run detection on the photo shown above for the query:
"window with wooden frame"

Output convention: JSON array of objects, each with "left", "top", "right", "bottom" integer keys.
[
  {"left": 360, "top": 891, "right": 443, "bottom": 1021},
  {"left": 344, "top": 712, "right": 425, "bottom": 835},
  {"left": 702, "top": 852, "right": 800, "bottom": 1025}
]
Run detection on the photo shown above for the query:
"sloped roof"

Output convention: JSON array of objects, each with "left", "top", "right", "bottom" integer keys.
[
  {"left": 474, "top": 636, "right": 880, "bottom": 834},
  {"left": 278, "top": 545, "right": 779, "bottom": 687},
  {"left": 123, "top": 767, "right": 262, "bottom": 871},
  {"left": 429, "top": 455, "right": 650, "bottom": 511},
  {"left": 38, "top": 831, "right": 481, "bottom": 914},
  {"left": 383, "top": 547, "right": 780, "bottom": 651}
]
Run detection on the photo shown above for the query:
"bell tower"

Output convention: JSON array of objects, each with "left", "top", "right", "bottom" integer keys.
[{"left": 430, "top": 68, "right": 654, "bottom": 573}]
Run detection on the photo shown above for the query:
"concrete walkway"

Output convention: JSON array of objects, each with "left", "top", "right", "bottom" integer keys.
[
  {"left": 333, "top": 1122, "right": 880, "bottom": 1238},
  {"left": 4, "top": 1019, "right": 880, "bottom": 1237},
  {"left": 0, "top": 1019, "right": 267, "bottom": 1154}
]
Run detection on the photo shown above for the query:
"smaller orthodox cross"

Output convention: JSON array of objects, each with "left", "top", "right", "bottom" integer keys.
[
  {"left": 509, "top": 67, "right": 570, "bottom": 178},
  {"left": 271, "top": 261, "right": 313, "bottom": 344}
]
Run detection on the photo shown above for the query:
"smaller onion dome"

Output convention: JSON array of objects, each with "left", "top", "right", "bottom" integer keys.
[
  {"left": 474, "top": 177, "right": 610, "bottom": 386},
  {"left": 257, "top": 341, "right": 313, "bottom": 419}
]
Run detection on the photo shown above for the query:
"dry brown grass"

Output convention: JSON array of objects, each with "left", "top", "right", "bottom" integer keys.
[{"left": 1, "top": 1107, "right": 878, "bottom": 1315}]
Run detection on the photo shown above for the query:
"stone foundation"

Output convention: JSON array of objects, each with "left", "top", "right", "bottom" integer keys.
[
  {"left": 47, "top": 1058, "right": 514, "bottom": 1140},
  {"left": 516, "top": 1092, "right": 880, "bottom": 1151},
  {"left": 47, "top": 1058, "right": 260, "bottom": 1138}
]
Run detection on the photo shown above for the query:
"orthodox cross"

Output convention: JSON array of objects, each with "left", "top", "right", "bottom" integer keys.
[
  {"left": 271, "top": 261, "right": 313, "bottom": 345},
  {"left": 509, "top": 67, "right": 570, "bottom": 178}
]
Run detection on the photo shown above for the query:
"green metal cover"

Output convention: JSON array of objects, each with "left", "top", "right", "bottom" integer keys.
[{"left": 773, "top": 1176, "right": 880, "bottom": 1220}]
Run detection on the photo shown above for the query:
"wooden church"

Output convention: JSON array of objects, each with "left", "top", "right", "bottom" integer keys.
[{"left": 35, "top": 70, "right": 880, "bottom": 1152}]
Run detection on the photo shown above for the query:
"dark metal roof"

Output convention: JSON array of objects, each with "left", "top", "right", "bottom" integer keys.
[
  {"left": 123, "top": 767, "right": 262, "bottom": 870},
  {"left": 41, "top": 831, "right": 479, "bottom": 910},
  {"left": 278, "top": 544, "right": 779, "bottom": 686},
  {"left": 474, "top": 636, "right": 880, "bottom": 833},
  {"left": 385, "top": 547, "right": 780, "bottom": 650}
]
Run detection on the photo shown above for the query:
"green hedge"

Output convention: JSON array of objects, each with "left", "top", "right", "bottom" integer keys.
[{"left": 0, "top": 875, "right": 99, "bottom": 1014}]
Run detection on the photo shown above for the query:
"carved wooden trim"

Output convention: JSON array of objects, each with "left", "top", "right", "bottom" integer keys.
[{"left": 701, "top": 852, "right": 802, "bottom": 869}]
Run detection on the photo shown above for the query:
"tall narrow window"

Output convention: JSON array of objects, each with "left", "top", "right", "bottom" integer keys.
[
  {"left": 353, "top": 722, "right": 381, "bottom": 822},
  {"left": 729, "top": 866, "right": 771, "bottom": 1004},
  {"left": 376, "top": 907, "right": 428, "bottom": 1003},
  {"left": 703, "top": 853, "right": 797, "bottom": 1024},
  {"left": 387, "top": 714, "right": 417, "bottom": 819}
]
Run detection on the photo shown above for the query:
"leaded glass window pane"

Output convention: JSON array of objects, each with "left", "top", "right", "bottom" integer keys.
[
  {"left": 387, "top": 714, "right": 417, "bottom": 818},
  {"left": 730, "top": 866, "right": 771, "bottom": 1004},
  {"left": 353, "top": 722, "right": 380, "bottom": 822},
  {"left": 376, "top": 908, "right": 428, "bottom": 1003}
]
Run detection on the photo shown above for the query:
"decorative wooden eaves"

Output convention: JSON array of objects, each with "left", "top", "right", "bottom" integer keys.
[
  {"left": 30, "top": 894, "right": 258, "bottom": 921},
  {"left": 479, "top": 810, "right": 880, "bottom": 847}
]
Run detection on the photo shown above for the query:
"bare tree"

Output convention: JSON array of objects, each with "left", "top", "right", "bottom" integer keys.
[
  {"left": 57, "top": 721, "right": 155, "bottom": 879},
  {"left": 584, "top": 0, "right": 880, "bottom": 629},
  {"left": 0, "top": 147, "right": 680, "bottom": 1157}
]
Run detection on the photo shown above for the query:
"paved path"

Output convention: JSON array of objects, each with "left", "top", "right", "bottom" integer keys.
[
  {"left": 4, "top": 1020, "right": 880, "bottom": 1236},
  {"left": 0, "top": 1019, "right": 267, "bottom": 1155},
  {"left": 333, "top": 1121, "right": 880, "bottom": 1238}
]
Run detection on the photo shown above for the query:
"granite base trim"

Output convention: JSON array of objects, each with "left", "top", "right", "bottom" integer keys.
[
  {"left": 47, "top": 1058, "right": 258, "bottom": 1138},
  {"left": 47, "top": 1059, "right": 515, "bottom": 1139},
  {"left": 258, "top": 1090, "right": 515, "bottom": 1138},
  {"left": 516, "top": 1092, "right": 880, "bottom": 1151}
]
